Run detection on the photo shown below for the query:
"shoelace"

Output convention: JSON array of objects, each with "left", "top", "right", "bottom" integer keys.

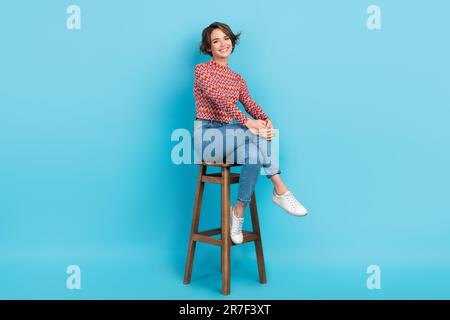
[
  {"left": 285, "top": 193, "right": 299, "bottom": 210},
  {"left": 231, "top": 216, "right": 244, "bottom": 234}
]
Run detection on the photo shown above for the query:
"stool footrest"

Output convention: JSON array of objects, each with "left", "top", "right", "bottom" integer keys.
[
  {"left": 192, "top": 233, "right": 222, "bottom": 246},
  {"left": 202, "top": 173, "right": 240, "bottom": 184},
  {"left": 198, "top": 228, "right": 221, "bottom": 236},
  {"left": 193, "top": 229, "right": 259, "bottom": 246}
]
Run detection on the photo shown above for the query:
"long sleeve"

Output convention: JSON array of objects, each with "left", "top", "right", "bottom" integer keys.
[
  {"left": 239, "top": 76, "right": 269, "bottom": 121},
  {"left": 194, "top": 64, "right": 249, "bottom": 126}
]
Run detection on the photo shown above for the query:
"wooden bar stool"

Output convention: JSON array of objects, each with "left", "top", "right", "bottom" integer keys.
[{"left": 183, "top": 162, "right": 267, "bottom": 295}]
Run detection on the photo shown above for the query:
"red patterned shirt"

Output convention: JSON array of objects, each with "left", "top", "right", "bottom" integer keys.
[{"left": 194, "top": 59, "right": 270, "bottom": 126}]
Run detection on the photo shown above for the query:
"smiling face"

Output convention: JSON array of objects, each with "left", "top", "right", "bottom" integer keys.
[{"left": 209, "top": 28, "right": 233, "bottom": 60}]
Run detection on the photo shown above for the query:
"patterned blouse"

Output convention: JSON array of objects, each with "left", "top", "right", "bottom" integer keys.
[{"left": 194, "top": 59, "right": 270, "bottom": 126}]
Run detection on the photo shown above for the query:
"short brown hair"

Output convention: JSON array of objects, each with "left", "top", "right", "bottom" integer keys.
[{"left": 199, "top": 22, "right": 241, "bottom": 56}]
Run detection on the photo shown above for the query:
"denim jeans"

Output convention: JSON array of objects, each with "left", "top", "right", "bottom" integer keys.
[{"left": 193, "top": 119, "right": 281, "bottom": 205}]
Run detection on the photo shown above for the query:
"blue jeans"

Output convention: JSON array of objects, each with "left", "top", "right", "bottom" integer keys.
[{"left": 193, "top": 119, "right": 281, "bottom": 205}]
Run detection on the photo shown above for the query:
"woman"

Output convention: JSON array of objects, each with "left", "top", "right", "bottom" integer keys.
[{"left": 193, "top": 22, "right": 308, "bottom": 244}]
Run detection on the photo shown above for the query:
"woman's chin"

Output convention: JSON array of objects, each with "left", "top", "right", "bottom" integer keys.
[{"left": 215, "top": 52, "right": 231, "bottom": 59}]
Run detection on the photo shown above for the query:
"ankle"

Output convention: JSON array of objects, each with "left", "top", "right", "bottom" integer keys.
[
  {"left": 274, "top": 187, "right": 288, "bottom": 196},
  {"left": 233, "top": 204, "right": 245, "bottom": 218}
]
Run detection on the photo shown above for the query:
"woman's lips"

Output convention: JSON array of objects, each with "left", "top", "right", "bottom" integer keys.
[{"left": 219, "top": 47, "right": 229, "bottom": 53}]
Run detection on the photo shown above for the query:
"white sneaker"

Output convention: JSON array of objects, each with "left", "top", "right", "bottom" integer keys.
[
  {"left": 230, "top": 205, "right": 244, "bottom": 244},
  {"left": 272, "top": 189, "right": 308, "bottom": 217}
]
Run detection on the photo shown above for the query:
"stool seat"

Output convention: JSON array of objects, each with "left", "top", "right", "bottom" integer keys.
[
  {"left": 195, "top": 161, "right": 242, "bottom": 167},
  {"left": 183, "top": 162, "right": 267, "bottom": 295}
]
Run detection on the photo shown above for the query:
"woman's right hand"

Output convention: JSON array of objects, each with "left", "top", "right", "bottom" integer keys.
[{"left": 245, "top": 118, "right": 275, "bottom": 140}]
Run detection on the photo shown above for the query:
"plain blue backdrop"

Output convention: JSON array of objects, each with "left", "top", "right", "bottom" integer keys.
[{"left": 1, "top": 0, "right": 449, "bottom": 299}]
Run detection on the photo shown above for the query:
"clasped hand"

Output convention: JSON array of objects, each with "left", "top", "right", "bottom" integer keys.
[{"left": 245, "top": 118, "right": 276, "bottom": 140}]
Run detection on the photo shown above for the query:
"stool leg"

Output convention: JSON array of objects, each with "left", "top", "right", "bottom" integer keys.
[
  {"left": 183, "top": 165, "right": 206, "bottom": 284},
  {"left": 221, "top": 167, "right": 231, "bottom": 295},
  {"left": 250, "top": 192, "right": 267, "bottom": 284}
]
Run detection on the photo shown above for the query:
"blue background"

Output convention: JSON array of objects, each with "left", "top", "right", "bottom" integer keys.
[{"left": 1, "top": 0, "right": 449, "bottom": 299}]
